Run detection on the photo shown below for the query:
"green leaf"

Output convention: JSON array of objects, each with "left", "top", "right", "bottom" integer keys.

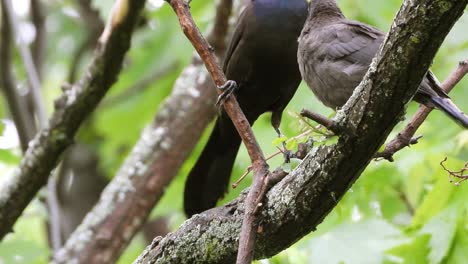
[
  {"left": 0, "top": 121, "right": 5, "bottom": 135},
  {"left": 385, "top": 234, "right": 430, "bottom": 264},
  {"left": 281, "top": 162, "right": 292, "bottom": 173},
  {"left": 272, "top": 136, "right": 288, "bottom": 146},
  {"left": 305, "top": 219, "right": 406, "bottom": 264},
  {"left": 444, "top": 213, "right": 468, "bottom": 264},
  {"left": 411, "top": 174, "right": 456, "bottom": 228},
  {"left": 455, "top": 130, "right": 468, "bottom": 150},
  {"left": 419, "top": 205, "right": 459, "bottom": 264},
  {"left": 404, "top": 163, "right": 430, "bottom": 211},
  {"left": 287, "top": 109, "right": 300, "bottom": 119},
  {"left": 0, "top": 239, "right": 48, "bottom": 264},
  {"left": 286, "top": 138, "right": 298, "bottom": 150},
  {"left": 0, "top": 149, "right": 20, "bottom": 165}
]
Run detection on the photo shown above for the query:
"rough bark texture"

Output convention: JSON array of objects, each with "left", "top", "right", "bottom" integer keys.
[
  {"left": 0, "top": 0, "right": 146, "bottom": 240},
  {"left": 53, "top": 1, "right": 236, "bottom": 263},
  {"left": 53, "top": 58, "right": 218, "bottom": 264},
  {"left": 135, "top": 0, "right": 468, "bottom": 263}
]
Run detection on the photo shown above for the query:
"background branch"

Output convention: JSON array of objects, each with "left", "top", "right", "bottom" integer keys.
[
  {"left": 30, "top": 0, "right": 46, "bottom": 81},
  {"left": 0, "top": 2, "right": 36, "bottom": 151},
  {"left": 3, "top": 0, "right": 47, "bottom": 126},
  {"left": 53, "top": 0, "right": 236, "bottom": 262},
  {"left": 0, "top": 0, "right": 147, "bottom": 240},
  {"left": 100, "top": 61, "right": 179, "bottom": 108},
  {"left": 67, "top": 0, "right": 105, "bottom": 83},
  {"left": 135, "top": 0, "right": 468, "bottom": 262},
  {"left": 1, "top": 0, "right": 64, "bottom": 251}
]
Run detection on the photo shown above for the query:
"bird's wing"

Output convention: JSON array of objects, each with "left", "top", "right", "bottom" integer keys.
[
  {"left": 222, "top": 6, "right": 250, "bottom": 72},
  {"left": 328, "top": 21, "right": 450, "bottom": 102},
  {"left": 326, "top": 20, "right": 384, "bottom": 65}
]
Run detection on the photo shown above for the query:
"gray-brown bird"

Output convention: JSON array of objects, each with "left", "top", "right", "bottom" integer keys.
[{"left": 298, "top": 0, "right": 468, "bottom": 128}]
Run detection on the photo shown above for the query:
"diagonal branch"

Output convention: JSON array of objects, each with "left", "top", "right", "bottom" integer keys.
[
  {"left": 135, "top": 0, "right": 468, "bottom": 263},
  {"left": 376, "top": 59, "right": 468, "bottom": 161},
  {"left": 0, "top": 0, "right": 147, "bottom": 240},
  {"left": 100, "top": 62, "right": 179, "bottom": 108},
  {"left": 165, "top": 0, "right": 265, "bottom": 164}
]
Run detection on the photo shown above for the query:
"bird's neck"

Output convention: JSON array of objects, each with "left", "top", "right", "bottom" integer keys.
[
  {"left": 253, "top": 0, "right": 308, "bottom": 31},
  {"left": 254, "top": 0, "right": 307, "bottom": 16},
  {"left": 309, "top": 0, "right": 344, "bottom": 21}
]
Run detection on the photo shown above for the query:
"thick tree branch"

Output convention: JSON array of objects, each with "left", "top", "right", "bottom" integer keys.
[
  {"left": 0, "top": 0, "right": 146, "bottom": 240},
  {"left": 135, "top": 0, "right": 468, "bottom": 263},
  {"left": 53, "top": 1, "right": 236, "bottom": 263},
  {"left": 376, "top": 59, "right": 468, "bottom": 161}
]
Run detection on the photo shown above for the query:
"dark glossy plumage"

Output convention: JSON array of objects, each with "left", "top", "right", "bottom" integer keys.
[
  {"left": 184, "top": 0, "right": 308, "bottom": 217},
  {"left": 298, "top": 0, "right": 468, "bottom": 127}
]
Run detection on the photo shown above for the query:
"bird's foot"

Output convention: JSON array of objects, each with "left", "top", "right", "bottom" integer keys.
[
  {"left": 274, "top": 127, "right": 295, "bottom": 163},
  {"left": 216, "top": 80, "right": 238, "bottom": 107},
  {"left": 273, "top": 127, "right": 294, "bottom": 163},
  {"left": 281, "top": 141, "right": 296, "bottom": 164}
]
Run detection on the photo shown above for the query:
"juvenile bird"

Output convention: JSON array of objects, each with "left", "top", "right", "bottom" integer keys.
[
  {"left": 298, "top": 0, "right": 468, "bottom": 128},
  {"left": 184, "top": 0, "right": 308, "bottom": 217}
]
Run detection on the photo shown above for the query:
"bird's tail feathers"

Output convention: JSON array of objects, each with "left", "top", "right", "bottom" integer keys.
[
  {"left": 183, "top": 118, "right": 241, "bottom": 217},
  {"left": 431, "top": 96, "right": 468, "bottom": 129}
]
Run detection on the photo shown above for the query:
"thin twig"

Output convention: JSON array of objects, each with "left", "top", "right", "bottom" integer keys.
[
  {"left": 30, "top": 0, "right": 46, "bottom": 80},
  {"left": 300, "top": 109, "right": 340, "bottom": 134},
  {"left": 164, "top": 1, "right": 269, "bottom": 263},
  {"left": 376, "top": 59, "right": 468, "bottom": 161},
  {"left": 4, "top": 0, "right": 48, "bottom": 126},
  {"left": 232, "top": 152, "right": 279, "bottom": 189},
  {"left": 440, "top": 157, "right": 468, "bottom": 185},
  {"left": 232, "top": 129, "right": 313, "bottom": 188},
  {"left": 206, "top": 0, "right": 232, "bottom": 58},
  {"left": 166, "top": 0, "right": 265, "bottom": 163},
  {"left": 0, "top": 2, "right": 36, "bottom": 151}
]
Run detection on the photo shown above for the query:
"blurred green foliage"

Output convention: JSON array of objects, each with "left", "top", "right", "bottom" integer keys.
[{"left": 0, "top": 1, "right": 466, "bottom": 263}]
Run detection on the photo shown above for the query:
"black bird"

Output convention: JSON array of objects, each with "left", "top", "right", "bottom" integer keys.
[
  {"left": 298, "top": 0, "right": 468, "bottom": 128},
  {"left": 184, "top": 0, "right": 308, "bottom": 217}
]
